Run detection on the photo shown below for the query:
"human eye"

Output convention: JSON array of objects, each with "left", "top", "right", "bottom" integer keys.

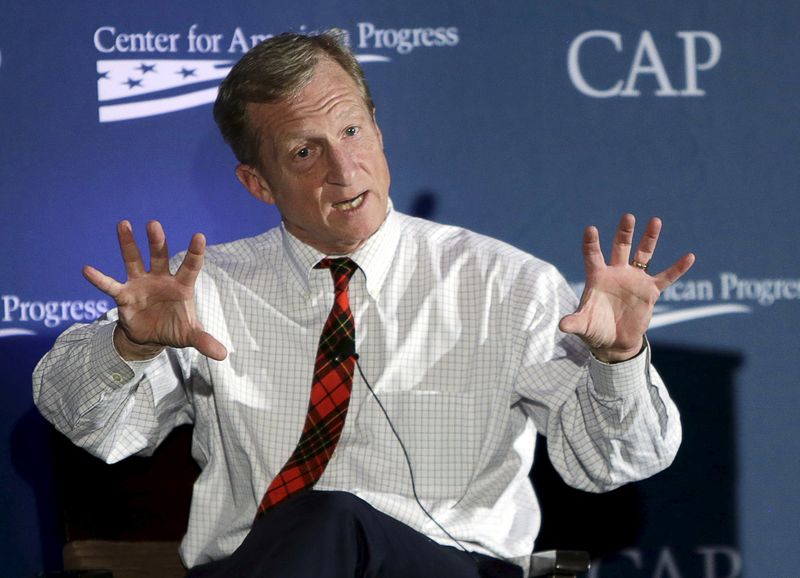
[
  {"left": 295, "top": 146, "right": 311, "bottom": 159},
  {"left": 344, "top": 125, "right": 359, "bottom": 137}
]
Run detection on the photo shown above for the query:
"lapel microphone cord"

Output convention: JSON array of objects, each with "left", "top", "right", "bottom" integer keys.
[{"left": 353, "top": 354, "right": 479, "bottom": 561}]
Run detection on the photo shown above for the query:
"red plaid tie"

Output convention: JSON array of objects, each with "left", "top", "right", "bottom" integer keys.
[{"left": 256, "top": 257, "right": 358, "bottom": 516}]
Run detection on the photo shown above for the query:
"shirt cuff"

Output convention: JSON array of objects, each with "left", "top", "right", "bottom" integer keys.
[
  {"left": 588, "top": 338, "right": 651, "bottom": 399},
  {"left": 90, "top": 322, "right": 162, "bottom": 389}
]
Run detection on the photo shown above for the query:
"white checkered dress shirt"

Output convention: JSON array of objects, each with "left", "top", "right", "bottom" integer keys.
[{"left": 34, "top": 208, "right": 681, "bottom": 574}]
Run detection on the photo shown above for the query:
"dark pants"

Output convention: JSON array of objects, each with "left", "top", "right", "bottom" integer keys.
[{"left": 186, "top": 490, "right": 523, "bottom": 578}]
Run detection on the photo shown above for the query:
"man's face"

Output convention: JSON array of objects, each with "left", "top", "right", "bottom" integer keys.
[{"left": 237, "top": 57, "right": 391, "bottom": 255}]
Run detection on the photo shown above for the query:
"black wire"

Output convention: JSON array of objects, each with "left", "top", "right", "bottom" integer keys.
[{"left": 354, "top": 355, "right": 475, "bottom": 557}]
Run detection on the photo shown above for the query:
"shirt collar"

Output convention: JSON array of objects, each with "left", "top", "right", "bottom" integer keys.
[{"left": 281, "top": 200, "right": 400, "bottom": 299}]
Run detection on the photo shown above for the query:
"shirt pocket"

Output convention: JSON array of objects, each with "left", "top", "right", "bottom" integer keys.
[{"left": 358, "top": 389, "right": 481, "bottom": 500}]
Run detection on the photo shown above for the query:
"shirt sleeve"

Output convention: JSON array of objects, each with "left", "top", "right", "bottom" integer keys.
[
  {"left": 32, "top": 308, "right": 195, "bottom": 463},
  {"left": 513, "top": 262, "right": 682, "bottom": 493}
]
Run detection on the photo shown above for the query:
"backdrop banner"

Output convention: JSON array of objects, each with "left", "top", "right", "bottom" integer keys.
[{"left": 2, "top": 2, "right": 798, "bottom": 576}]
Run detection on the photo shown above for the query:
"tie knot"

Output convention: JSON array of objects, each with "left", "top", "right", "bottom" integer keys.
[{"left": 315, "top": 257, "right": 358, "bottom": 286}]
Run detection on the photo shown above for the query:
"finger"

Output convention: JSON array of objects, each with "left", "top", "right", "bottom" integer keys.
[
  {"left": 653, "top": 252, "right": 696, "bottom": 291},
  {"left": 174, "top": 233, "right": 206, "bottom": 287},
  {"left": 609, "top": 213, "right": 635, "bottom": 266},
  {"left": 82, "top": 265, "right": 124, "bottom": 299},
  {"left": 631, "top": 217, "right": 662, "bottom": 269},
  {"left": 581, "top": 225, "right": 606, "bottom": 274},
  {"left": 147, "top": 220, "right": 170, "bottom": 275},
  {"left": 117, "top": 220, "right": 146, "bottom": 278}
]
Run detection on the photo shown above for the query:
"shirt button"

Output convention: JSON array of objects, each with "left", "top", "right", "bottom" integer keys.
[{"left": 111, "top": 372, "right": 124, "bottom": 383}]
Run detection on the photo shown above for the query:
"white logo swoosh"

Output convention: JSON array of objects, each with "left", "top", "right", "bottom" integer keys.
[
  {"left": 0, "top": 328, "right": 37, "bottom": 338},
  {"left": 651, "top": 304, "right": 751, "bottom": 329}
]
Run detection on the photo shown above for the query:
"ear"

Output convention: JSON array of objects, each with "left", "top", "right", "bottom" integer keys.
[
  {"left": 235, "top": 164, "right": 276, "bottom": 205},
  {"left": 371, "top": 109, "right": 384, "bottom": 149}
]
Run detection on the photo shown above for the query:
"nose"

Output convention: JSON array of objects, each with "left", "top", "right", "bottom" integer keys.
[{"left": 325, "top": 144, "right": 357, "bottom": 187}]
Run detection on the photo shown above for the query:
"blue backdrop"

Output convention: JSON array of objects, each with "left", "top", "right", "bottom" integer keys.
[{"left": 2, "top": 1, "right": 799, "bottom": 576}]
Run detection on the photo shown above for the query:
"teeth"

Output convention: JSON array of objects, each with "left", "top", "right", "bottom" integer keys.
[{"left": 334, "top": 193, "right": 365, "bottom": 211}]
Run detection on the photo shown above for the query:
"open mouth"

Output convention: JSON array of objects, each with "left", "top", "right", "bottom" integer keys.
[{"left": 332, "top": 192, "right": 367, "bottom": 212}]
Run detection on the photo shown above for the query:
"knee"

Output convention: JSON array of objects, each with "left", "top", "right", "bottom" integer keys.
[
  {"left": 284, "top": 491, "right": 370, "bottom": 557},
  {"left": 249, "top": 491, "right": 368, "bottom": 552},
  {"left": 315, "top": 490, "right": 366, "bottom": 509},
  {"left": 298, "top": 490, "right": 370, "bottom": 524}
]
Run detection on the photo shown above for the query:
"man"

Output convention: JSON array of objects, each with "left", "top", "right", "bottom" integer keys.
[{"left": 34, "top": 31, "right": 694, "bottom": 577}]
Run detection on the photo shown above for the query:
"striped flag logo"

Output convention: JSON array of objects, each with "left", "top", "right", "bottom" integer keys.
[
  {"left": 96, "top": 59, "right": 233, "bottom": 123},
  {"left": 96, "top": 55, "right": 389, "bottom": 123}
]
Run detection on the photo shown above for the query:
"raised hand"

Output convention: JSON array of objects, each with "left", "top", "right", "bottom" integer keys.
[
  {"left": 82, "top": 220, "right": 227, "bottom": 361},
  {"left": 558, "top": 214, "right": 695, "bottom": 363}
]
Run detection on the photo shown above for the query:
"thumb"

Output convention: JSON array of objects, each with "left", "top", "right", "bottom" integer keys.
[
  {"left": 191, "top": 330, "right": 228, "bottom": 361},
  {"left": 559, "top": 311, "right": 587, "bottom": 336}
]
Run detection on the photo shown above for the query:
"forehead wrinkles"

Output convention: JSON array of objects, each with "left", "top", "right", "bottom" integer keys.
[
  {"left": 285, "top": 89, "right": 362, "bottom": 129},
  {"left": 287, "top": 60, "right": 366, "bottom": 122},
  {"left": 247, "top": 59, "right": 368, "bottom": 161},
  {"left": 254, "top": 95, "right": 365, "bottom": 151}
]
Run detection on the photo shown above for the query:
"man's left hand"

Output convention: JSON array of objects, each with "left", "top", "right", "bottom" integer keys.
[{"left": 559, "top": 214, "right": 695, "bottom": 363}]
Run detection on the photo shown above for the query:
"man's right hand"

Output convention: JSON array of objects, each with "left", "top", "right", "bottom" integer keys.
[{"left": 82, "top": 220, "right": 228, "bottom": 362}]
